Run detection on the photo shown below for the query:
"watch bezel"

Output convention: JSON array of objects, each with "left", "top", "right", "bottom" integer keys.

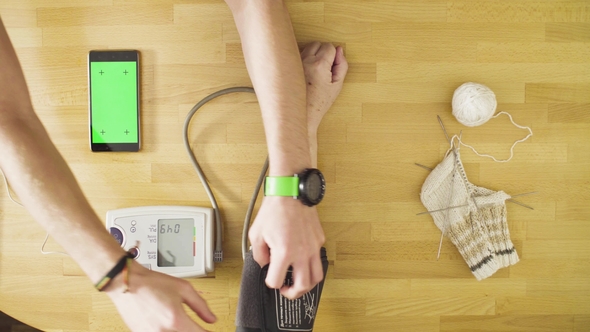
[{"left": 298, "top": 168, "right": 326, "bottom": 206}]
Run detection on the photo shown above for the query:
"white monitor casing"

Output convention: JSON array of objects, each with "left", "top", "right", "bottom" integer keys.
[{"left": 106, "top": 206, "right": 214, "bottom": 278}]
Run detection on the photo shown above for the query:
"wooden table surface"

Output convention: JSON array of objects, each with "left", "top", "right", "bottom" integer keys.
[{"left": 1, "top": 1, "right": 589, "bottom": 331}]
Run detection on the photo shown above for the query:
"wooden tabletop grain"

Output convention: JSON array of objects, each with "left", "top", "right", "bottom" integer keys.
[{"left": 0, "top": 1, "right": 589, "bottom": 331}]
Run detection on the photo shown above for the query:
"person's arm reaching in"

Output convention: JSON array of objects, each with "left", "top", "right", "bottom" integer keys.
[
  {"left": 225, "top": 0, "right": 347, "bottom": 299},
  {"left": 0, "top": 17, "right": 215, "bottom": 332},
  {"left": 225, "top": 0, "right": 320, "bottom": 300}
]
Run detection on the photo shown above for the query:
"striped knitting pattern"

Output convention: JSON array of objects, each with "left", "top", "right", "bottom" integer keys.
[{"left": 420, "top": 147, "right": 519, "bottom": 280}]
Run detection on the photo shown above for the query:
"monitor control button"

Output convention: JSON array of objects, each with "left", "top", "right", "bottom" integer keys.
[
  {"left": 109, "top": 227, "right": 124, "bottom": 246},
  {"left": 128, "top": 247, "right": 140, "bottom": 259}
]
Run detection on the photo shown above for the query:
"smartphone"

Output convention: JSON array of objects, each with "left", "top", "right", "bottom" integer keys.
[{"left": 88, "top": 50, "right": 140, "bottom": 152}]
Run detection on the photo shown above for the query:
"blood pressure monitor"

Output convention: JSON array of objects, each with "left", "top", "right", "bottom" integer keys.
[{"left": 106, "top": 206, "right": 214, "bottom": 278}]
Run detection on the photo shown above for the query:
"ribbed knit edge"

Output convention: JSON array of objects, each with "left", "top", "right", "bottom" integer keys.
[
  {"left": 472, "top": 256, "right": 500, "bottom": 281},
  {"left": 495, "top": 247, "right": 519, "bottom": 268}
]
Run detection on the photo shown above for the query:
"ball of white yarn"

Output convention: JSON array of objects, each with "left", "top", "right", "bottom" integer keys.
[{"left": 452, "top": 82, "right": 497, "bottom": 127}]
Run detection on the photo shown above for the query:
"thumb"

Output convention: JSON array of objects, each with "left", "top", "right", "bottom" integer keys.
[{"left": 331, "top": 46, "right": 348, "bottom": 83}]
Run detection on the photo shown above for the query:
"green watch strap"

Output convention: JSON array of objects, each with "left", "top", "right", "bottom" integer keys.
[{"left": 264, "top": 176, "right": 299, "bottom": 197}]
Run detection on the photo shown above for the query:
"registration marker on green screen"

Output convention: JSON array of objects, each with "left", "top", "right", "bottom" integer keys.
[{"left": 90, "top": 61, "right": 138, "bottom": 144}]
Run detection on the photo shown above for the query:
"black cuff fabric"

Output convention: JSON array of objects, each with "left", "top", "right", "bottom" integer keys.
[
  {"left": 235, "top": 251, "right": 264, "bottom": 330},
  {"left": 235, "top": 248, "right": 329, "bottom": 332}
]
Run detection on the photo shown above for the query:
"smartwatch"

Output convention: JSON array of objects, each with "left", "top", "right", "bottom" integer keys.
[{"left": 264, "top": 168, "right": 326, "bottom": 206}]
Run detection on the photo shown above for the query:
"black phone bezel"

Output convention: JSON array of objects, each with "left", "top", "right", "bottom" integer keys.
[{"left": 88, "top": 50, "right": 141, "bottom": 152}]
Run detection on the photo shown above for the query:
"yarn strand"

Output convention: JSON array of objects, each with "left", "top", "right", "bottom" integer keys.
[{"left": 453, "top": 112, "right": 533, "bottom": 163}]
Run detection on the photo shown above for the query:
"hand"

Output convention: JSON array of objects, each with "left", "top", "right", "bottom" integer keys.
[
  {"left": 301, "top": 41, "right": 349, "bottom": 167},
  {"left": 249, "top": 196, "right": 325, "bottom": 299},
  {"left": 301, "top": 42, "right": 348, "bottom": 134},
  {"left": 106, "top": 262, "right": 216, "bottom": 332}
]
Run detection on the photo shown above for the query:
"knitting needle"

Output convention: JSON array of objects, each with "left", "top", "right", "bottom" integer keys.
[
  {"left": 414, "top": 163, "right": 535, "bottom": 210},
  {"left": 417, "top": 198, "right": 534, "bottom": 214},
  {"left": 507, "top": 199, "right": 534, "bottom": 210},
  {"left": 414, "top": 163, "right": 434, "bottom": 171},
  {"left": 428, "top": 117, "right": 480, "bottom": 235},
  {"left": 511, "top": 191, "right": 538, "bottom": 198},
  {"left": 416, "top": 204, "right": 469, "bottom": 216},
  {"left": 437, "top": 115, "right": 451, "bottom": 142},
  {"left": 436, "top": 170, "right": 456, "bottom": 261},
  {"left": 416, "top": 196, "right": 533, "bottom": 213},
  {"left": 416, "top": 199, "right": 534, "bottom": 216},
  {"left": 506, "top": 191, "right": 536, "bottom": 210},
  {"left": 436, "top": 232, "right": 444, "bottom": 261},
  {"left": 434, "top": 116, "right": 461, "bottom": 261},
  {"left": 436, "top": 117, "right": 480, "bottom": 207},
  {"left": 414, "top": 163, "right": 433, "bottom": 171},
  {"left": 436, "top": 115, "right": 479, "bottom": 255}
]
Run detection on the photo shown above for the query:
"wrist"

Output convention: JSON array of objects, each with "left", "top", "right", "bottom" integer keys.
[
  {"left": 307, "top": 125, "right": 318, "bottom": 138},
  {"left": 103, "top": 259, "right": 142, "bottom": 295},
  {"left": 308, "top": 132, "right": 318, "bottom": 146},
  {"left": 307, "top": 127, "right": 319, "bottom": 168},
  {"left": 268, "top": 155, "right": 312, "bottom": 176},
  {"left": 265, "top": 168, "right": 325, "bottom": 206},
  {"left": 62, "top": 228, "right": 129, "bottom": 285},
  {"left": 308, "top": 129, "right": 318, "bottom": 147},
  {"left": 103, "top": 269, "right": 127, "bottom": 295},
  {"left": 266, "top": 125, "right": 312, "bottom": 176},
  {"left": 95, "top": 256, "right": 130, "bottom": 292},
  {"left": 263, "top": 195, "right": 312, "bottom": 208}
]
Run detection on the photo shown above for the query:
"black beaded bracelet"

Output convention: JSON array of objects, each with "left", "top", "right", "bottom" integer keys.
[{"left": 95, "top": 253, "right": 134, "bottom": 292}]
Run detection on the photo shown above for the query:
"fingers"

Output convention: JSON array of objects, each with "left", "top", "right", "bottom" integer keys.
[
  {"left": 250, "top": 232, "right": 271, "bottom": 268},
  {"left": 302, "top": 42, "right": 347, "bottom": 83},
  {"left": 182, "top": 282, "right": 217, "bottom": 324},
  {"left": 280, "top": 249, "right": 324, "bottom": 300},
  {"left": 265, "top": 251, "right": 290, "bottom": 289},
  {"left": 174, "top": 314, "right": 209, "bottom": 332},
  {"left": 301, "top": 41, "right": 322, "bottom": 58},
  {"left": 281, "top": 262, "right": 311, "bottom": 299},
  {"left": 331, "top": 46, "right": 348, "bottom": 83},
  {"left": 250, "top": 224, "right": 286, "bottom": 289},
  {"left": 310, "top": 252, "right": 324, "bottom": 286},
  {"left": 316, "top": 42, "right": 337, "bottom": 62}
]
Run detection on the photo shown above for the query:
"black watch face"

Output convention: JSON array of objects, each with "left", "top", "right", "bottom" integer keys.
[
  {"left": 300, "top": 169, "right": 325, "bottom": 206},
  {"left": 307, "top": 174, "right": 323, "bottom": 200}
]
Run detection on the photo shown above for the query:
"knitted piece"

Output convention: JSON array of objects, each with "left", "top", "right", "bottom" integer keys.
[
  {"left": 470, "top": 185, "right": 519, "bottom": 268},
  {"left": 445, "top": 211, "right": 500, "bottom": 280},
  {"left": 420, "top": 147, "right": 518, "bottom": 280}
]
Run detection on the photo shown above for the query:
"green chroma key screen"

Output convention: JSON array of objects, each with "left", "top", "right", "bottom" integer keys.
[{"left": 90, "top": 61, "right": 138, "bottom": 144}]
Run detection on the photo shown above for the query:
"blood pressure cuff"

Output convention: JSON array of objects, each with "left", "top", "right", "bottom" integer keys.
[{"left": 235, "top": 248, "right": 328, "bottom": 332}]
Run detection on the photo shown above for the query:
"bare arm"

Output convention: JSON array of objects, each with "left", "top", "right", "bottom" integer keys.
[
  {"left": 0, "top": 18, "right": 214, "bottom": 332},
  {"left": 0, "top": 18, "right": 124, "bottom": 284},
  {"left": 227, "top": 0, "right": 310, "bottom": 175},
  {"left": 225, "top": 0, "right": 321, "bottom": 299},
  {"left": 226, "top": 1, "right": 349, "bottom": 300}
]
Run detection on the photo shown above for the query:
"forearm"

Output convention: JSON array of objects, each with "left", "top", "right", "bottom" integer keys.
[
  {"left": 1, "top": 119, "right": 125, "bottom": 280},
  {"left": 227, "top": 0, "right": 310, "bottom": 175},
  {"left": 0, "top": 19, "right": 125, "bottom": 284}
]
